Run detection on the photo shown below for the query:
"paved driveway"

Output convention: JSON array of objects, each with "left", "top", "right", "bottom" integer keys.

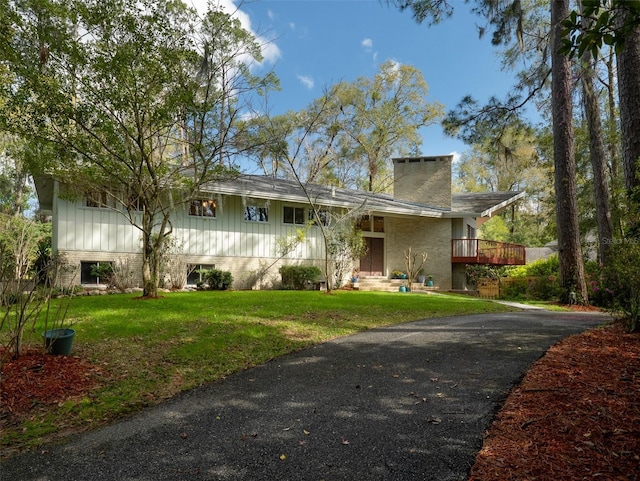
[{"left": 1, "top": 310, "right": 608, "bottom": 481}]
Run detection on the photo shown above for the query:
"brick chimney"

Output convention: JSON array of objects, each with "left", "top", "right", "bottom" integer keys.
[{"left": 393, "top": 155, "right": 453, "bottom": 209}]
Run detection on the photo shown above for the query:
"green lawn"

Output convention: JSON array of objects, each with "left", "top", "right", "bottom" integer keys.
[{"left": 2, "top": 290, "right": 516, "bottom": 455}]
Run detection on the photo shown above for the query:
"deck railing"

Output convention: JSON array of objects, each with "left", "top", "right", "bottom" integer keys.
[{"left": 451, "top": 238, "right": 526, "bottom": 265}]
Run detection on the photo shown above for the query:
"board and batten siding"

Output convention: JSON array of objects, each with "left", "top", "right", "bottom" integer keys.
[{"left": 54, "top": 192, "right": 327, "bottom": 287}]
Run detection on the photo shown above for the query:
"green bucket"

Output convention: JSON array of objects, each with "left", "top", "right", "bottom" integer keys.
[{"left": 42, "top": 328, "right": 76, "bottom": 355}]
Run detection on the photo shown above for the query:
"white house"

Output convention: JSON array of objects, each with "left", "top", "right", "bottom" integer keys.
[{"left": 34, "top": 155, "right": 526, "bottom": 291}]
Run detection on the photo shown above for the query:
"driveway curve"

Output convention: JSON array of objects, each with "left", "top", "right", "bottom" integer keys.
[{"left": 1, "top": 309, "right": 609, "bottom": 481}]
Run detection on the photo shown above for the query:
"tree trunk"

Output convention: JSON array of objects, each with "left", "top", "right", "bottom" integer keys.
[
  {"left": 141, "top": 210, "right": 158, "bottom": 298},
  {"left": 604, "top": 49, "right": 625, "bottom": 238},
  {"left": 580, "top": 39, "right": 613, "bottom": 263},
  {"left": 616, "top": 4, "right": 640, "bottom": 194},
  {"left": 551, "top": 0, "right": 588, "bottom": 303}
]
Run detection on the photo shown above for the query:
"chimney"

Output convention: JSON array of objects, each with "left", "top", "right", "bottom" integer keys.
[{"left": 393, "top": 156, "right": 452, "bottom": 209}]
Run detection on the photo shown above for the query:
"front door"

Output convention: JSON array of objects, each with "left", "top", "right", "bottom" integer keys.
[{"left": 360, "top": 237, "right": 384, "bottom": 276}]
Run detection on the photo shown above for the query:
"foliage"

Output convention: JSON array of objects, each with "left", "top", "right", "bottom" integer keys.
[
  {"left": 109, "top": 257, "right": 138, "bottom": 292},
  {"left": 1, "top": 243, "right": 72, "bottom": 364},
  {"left": 465, "top": 264, "right": 502, "bottom": 287},
  {"left": 508, "top": 255, "right": 560, "bottom": 278},
  {"left": 0, "top": 214, "right": 48, "bottom": 281},
  {"left": 245, "top": 60, "right": 442, "bottom": 192},
  {"left": 326, "top": 222, "right": 366, "bottom": 288},
  {"left": 561, "top": 0, "right": 640, "bottom": 58},
  {"left": 1, "top": 0, "right": 276, "bottom": 298},
  {"left": 598, "top": 240, "right": 640, "bottom": 332},
  {"left": 279, "top": 265, "right": 322, "bottom": 290},
  {"left": 200, "top": 269, "right": 233, "bottom": 291}
]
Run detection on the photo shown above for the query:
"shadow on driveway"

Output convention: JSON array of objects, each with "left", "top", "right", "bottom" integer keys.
[{"left": 1, "top": 310, "right": 609, "bottom": 481}]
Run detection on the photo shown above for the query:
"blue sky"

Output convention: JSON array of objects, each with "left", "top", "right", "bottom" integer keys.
[{"left": 197, "top": 0, "right": 526, "bottom": 165}]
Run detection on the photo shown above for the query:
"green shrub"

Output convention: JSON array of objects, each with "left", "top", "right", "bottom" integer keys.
[
  {"left": 499, "top": 278, "right": 529, "bottom": 300},
  {"left": 200, "top": 269, "right": 233, "bottom": 290},
  {"left": 508, "top": 255, "right": 559, "bottom": 278},
  {"left": 528, "top": 275, "right": 561, "bottom": 301},
  {"left": 279, "top": 265, "right": 321, "bottom": 290},
  {"left": 599, "top": 241, "right": 640, "bottom": 332}
]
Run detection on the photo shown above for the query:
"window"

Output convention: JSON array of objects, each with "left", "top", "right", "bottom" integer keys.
[
  {"left": 244, "top": 205, "right": 269, "bottom": 222},
  {"left": 187, "top": 264, "right": 215, "bottom": 285},
  {"left": 283, "top": 206, "right": 305, "bottom": 225},
  {"left": 189, "top": 199, "right": 217, "bottom": 218},
  {"left": 80, "top": 261, "right": 112, "bottom": 285},
  {"left": 357, "top": 215, "right": 384, "bottom": 232},
  {"left": 373, "top": 216, "right": 384, "bottom": 233},
  {"left": 85, "top": 191, "right": 114, "bottom": 209},
  {"left": 309, "top": 209, "right": 329, "bottom": 226}
]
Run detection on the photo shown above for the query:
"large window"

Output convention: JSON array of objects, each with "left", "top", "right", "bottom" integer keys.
[
  {"left": 80, "top": 261, "right": 112, "bottom": 285},
  {"left": 244, "top": 205, "right": 269, "bottom": 222},
  {"left": 187, "top": 264, "right": 215, "bottom": 285},
  {"left": 189, "top": 199, "right": 217, "bottom": 218},
  {"left": 283, "top": 206, "right": 305, "bottom": 225}
]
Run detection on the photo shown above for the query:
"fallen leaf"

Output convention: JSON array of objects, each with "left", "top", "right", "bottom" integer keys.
[
  {"left": 341, "top": 437, "right": 350, "bottom": 445},
  {"left": 279, "top": 454, "right": 286, "bottom": 461},
  {"left": 180, "top": 432, "right": 188, "bottom": 439},
  {"left": 303, "top": 430, "right": 310, "bottom": 435}
]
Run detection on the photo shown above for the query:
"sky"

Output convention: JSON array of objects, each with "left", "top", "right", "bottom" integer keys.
[{"left": 193, "top": 0, "right": 529, "bottom": 170}]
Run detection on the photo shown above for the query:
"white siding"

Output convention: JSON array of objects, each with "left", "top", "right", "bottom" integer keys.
[{"left": 55, "top": 191, "right": 327, "bottom": 262}]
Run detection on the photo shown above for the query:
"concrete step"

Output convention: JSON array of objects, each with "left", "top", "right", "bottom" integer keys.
[{"left": 355, "top": 277, "right": 440, "bottom": 293}]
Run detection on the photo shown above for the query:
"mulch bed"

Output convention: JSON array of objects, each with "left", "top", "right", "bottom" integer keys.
[
  {"left": 1, "top": 320, "right": 639, "bottom": 481},
  {"left": 469, "top": 322, "right": 640, "bottom": 481},
  {"left": 1, "top": 350, "right": 103, "bottom": 417}
]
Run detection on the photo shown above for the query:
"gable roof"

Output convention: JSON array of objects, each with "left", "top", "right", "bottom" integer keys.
[{"left": 204, "top": 175, "right": 524, "bottom": 219}]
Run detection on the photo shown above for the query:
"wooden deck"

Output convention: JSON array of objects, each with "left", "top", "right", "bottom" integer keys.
[{"left": 451, "top": 239, "right": 526, "bottom": 265}]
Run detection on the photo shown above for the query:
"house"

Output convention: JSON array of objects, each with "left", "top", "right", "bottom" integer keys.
[{"left": 34, "top": 155, "right": 526, "bottom": 291}]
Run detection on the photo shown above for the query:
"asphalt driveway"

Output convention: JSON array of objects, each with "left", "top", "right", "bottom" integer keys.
[{"left": 1, "top": 309, "right": 609, "bottom": 481}]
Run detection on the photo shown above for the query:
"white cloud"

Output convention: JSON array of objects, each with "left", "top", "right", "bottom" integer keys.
[
  {"left": 361, "top": 38, "right": 373, "bottom": 49},
  {"left": 189, "top": 0, "right": 281, "bottom": 65},
  {"left": 450, "top": 151, "right": 462, "bottom": 164},
  {"left": 297, "top": 74, "right": 315, "bottom": 90}
]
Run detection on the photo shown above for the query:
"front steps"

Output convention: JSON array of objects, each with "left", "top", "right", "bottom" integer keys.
[{"left": 354, "top": 276, "right": 440, "bottom": 293}]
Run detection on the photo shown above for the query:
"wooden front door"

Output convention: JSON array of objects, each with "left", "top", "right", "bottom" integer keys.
[{"left": 360, "top": 237, "right": 384, "bottom": 276}]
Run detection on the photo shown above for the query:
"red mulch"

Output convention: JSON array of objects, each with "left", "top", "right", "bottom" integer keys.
[
  {"left": 1, "top": 322, "right": 639, "bottom": 481},
  {"left": 1, "top": 350, "right": 103, "bottom": 417},
  {"left": 470, "top": 322, "right": 640, "bottom": 481}
]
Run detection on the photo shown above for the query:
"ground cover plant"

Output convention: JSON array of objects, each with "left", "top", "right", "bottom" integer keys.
[{"left": 0, "top": 290, "right": 513, "bottom": 457}]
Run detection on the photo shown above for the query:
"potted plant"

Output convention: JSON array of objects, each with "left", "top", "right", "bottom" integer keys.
[
  {"left": 427, "top": 275, "right": 434, "bottom": 287},
  {"left": 391, "top": 270, "right": 404, "bottom": 279}
]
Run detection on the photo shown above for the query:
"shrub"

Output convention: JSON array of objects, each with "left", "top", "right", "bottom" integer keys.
[
  {"left": 508, "top": 255, "right": 559, "bottom": 278},
  {"left": 600, "top": 241, "right": 640, "bottom": 332},
  {"left": 200, "top": 269, "right": 233, "bottom": 291},
  {"left": 279, "top": 265, "right": 321, "bottom": 290}
]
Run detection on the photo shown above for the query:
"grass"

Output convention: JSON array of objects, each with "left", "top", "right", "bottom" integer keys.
[{"left": 2, "top": 290, "right": 515, "bottom": 454}]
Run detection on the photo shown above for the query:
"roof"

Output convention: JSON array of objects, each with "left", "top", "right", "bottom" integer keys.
[
  {"left": 451, "top": 191, "right": 527, "bottom": 218},
  {"left": 203, "top": 175, "right": 524, "bottom": 219},
  {"left": 35, "top": 172, "right": 524, "bottom": 219}
]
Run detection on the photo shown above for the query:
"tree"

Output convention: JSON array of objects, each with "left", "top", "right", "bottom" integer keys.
[
  {"left": 330, "top": 60, "right": 443, "bottom": 192},
  {"left": 246, "top": 61, "right": 443, "bottom": 192},
  {"left": 579, "top": 5, "right": 613, "bottom": 263},
  {"left": 0, "top": 0, "right": 277, "bottom": 297},
  {"left": 562, "top": 1, "right": 640, "bottom": 221},
  {"left": 551, "top": 0, "right": 588, "bottom": 303}
]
